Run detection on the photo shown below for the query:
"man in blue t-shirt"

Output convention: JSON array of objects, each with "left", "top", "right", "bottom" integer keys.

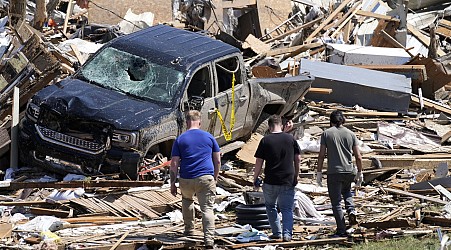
[{"left": 170, "top": 110, "right": 221, "bottom": 249}]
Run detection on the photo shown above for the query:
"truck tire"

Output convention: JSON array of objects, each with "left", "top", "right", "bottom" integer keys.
[
  {"left": 236, "top": 212, "right": 268, "bottom": 220},
  {"left": 235, "top": 204, "right": 267, "bottom": 214}
]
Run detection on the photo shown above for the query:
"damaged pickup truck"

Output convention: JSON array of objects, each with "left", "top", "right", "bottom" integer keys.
[{"left": 19, "top": 24, "right": 313, "bottom": 180}]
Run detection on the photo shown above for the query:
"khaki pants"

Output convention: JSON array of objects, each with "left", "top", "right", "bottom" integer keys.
[{"left": 179, "top": 175, "right": 216, "bottom": 244}]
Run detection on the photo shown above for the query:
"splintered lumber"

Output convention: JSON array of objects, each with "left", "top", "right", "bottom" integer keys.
[
  {"left": 63, "top": 216, "right": 139, "bottom": 224},
  {"left": 361, "top": 219, "right": 412, "bottom": 229},
  {"left": 229, "top": 237, "right": 348, "bottom": 248},
  {"left": 353, "top": 64, "right": 426, "bottom": 81},
  {"left": 355, "top": 10, "right": 400, "bottom": 22},
  {"left": 411, "top": 95, "right": 451, "bottom": 116},
  {"left": 267, "top": 42, "right": 322, "bottom": 57},
  {"left": 109, "top": 231, "right": 129, "bottom": 250},
  {"left": 308, "top": 87, "right": 333, "bottom": 94},
  {"left": 407, "top": 24, "right": 445, "bottom": 57},
  {"left": 383, "top": 187, "right": 448, "bottom": 205},
  {"left": 305, "top": 0, "right": 353, "bottom": 41},
  {"left": 0, "top": 200, "right": 64, "bottom": 206},
  {"left": 265, "top": 16, "right": 322, "bottom": 43},
  {"left": 0, "top": 180, "right": 163, "bottom": 190},
  {"left": 30, "top": 207, "right": 70, "bottom": 218}
]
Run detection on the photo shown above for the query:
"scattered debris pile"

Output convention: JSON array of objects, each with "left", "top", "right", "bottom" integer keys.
[{"left": 0, "top": 0, "right": 451, "bottom": 249}]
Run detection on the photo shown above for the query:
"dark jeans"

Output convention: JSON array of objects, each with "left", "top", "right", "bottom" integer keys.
[{"left": 327, "top": 173, "right": 356, "bottom": 234}]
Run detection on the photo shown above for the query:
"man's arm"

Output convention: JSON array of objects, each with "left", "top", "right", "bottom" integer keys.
[
  {"left": 212, "top": 152, "right": 221, "bottom": 181},
  {"left": 293, "top": 154, "right": 301, "bottom": 186},
  {"left": 170, "top": 156, "right": 180, "bottom": 196},
  {"left": 253, "top": 158, "right": 264, "bottom": 186},
  {"left": 317, "top": 144, "right": 326, "bottom": 172},
  {"left": 352, "top": 145, "right": 363, "bottom": 172}
]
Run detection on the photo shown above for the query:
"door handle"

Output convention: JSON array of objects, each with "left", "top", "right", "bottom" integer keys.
[
  {"left": 239, "top": 96, "right": 248, "bottom": 102},
  {"left": 208, "top": 108, "right": 216, "bottom": 115}
]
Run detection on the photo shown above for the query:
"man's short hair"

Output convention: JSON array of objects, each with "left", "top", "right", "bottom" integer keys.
[
  {"left": 268, "top": 115, "right": 282, "bottom": 128},
  {"left": 330, "top": 110, "right": 345, "bottom": 127},
  {"left": 186, "top": 110, "right": 201, "bottom": 121}
]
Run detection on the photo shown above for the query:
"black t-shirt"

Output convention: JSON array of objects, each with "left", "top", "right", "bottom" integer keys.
[{"left": 254, "top": 132, "right": 301, "bottom": 186}]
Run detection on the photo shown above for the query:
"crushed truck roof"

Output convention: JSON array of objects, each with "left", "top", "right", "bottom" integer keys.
[{"left": 109, "top": 24, "right": 240, "bottom": 72}]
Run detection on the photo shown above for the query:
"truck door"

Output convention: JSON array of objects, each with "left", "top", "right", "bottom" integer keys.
[
  {"left": 213, "top": 56, "right": 250, "bottom": 144},
  {"left": 185, "top": 65, "right": 224, "bottom": 138}
]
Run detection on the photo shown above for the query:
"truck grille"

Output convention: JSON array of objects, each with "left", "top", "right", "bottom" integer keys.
[{"left": 36, "top": 125, "right": 105, "bottom": 154}]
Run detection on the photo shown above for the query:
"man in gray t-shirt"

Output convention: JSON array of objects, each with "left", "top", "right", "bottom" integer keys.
[{"left": 317, "top": 110, "right": 363, "bottom": 237}]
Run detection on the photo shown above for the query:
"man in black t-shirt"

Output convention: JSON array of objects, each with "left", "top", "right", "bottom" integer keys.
[{"left": 253, "top": 115, "right": 301, "bottom": 242}]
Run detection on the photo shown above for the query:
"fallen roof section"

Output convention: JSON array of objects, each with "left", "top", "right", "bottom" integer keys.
[{"left": 301, "top": 59, "right": 412, "bottom": 113}]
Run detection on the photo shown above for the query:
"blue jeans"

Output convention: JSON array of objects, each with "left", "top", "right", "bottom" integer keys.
[
  {"left": 263, "top": 183, "right": 295, "bottom": 238},
  {"left": 327, "top": 173, "right": 356, "bottom": 234}
]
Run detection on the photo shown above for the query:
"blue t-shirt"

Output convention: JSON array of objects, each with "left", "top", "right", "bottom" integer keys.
[{"left": 171, "top": 129, "right": 220, "bottom": 179}]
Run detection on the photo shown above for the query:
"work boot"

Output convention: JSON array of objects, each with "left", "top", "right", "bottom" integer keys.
[
  {"left": 283, "top": 235, "right": 292, "bottom": 242},
  {"left": 183, "top": 230, "right": 195, "bottom": 236},
  {"left": 205, "top": 240, "right": 214, "bottom": 249},
  {"left": 348, "top": 211, "right": 358, "bottom": 226},
  {"left": 269, "top": 234, "right": 282, "bottom": 240}
]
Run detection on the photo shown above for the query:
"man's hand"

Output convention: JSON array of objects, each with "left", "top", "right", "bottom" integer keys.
[
  {"left": 316, "top": 172, "right": 323, "bottom": 187},
  {"left": 355, "top": 172, "right": 364, "bottom": 187},
  {"left": 170, "top": 183, "right": 177, "bottom": 196}
]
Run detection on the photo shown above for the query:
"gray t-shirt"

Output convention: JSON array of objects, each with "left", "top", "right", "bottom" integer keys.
[{"left": 320, "top": 126, "right": 358, "bottom": 174}]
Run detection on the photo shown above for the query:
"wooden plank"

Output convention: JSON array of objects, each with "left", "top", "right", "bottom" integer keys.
[
  {"left": 29, "top": 207, "right": 70, "bottom": 218},
  {"left": 383, "top": 187, "right": 448, "bottom": 205},
  {"left": 355, "top": 10, "right": 400, "bottom": 22},
  {"left": 331, "top": 2, "right": 362, "bottom": 38},
  {"left": 353, "top": 64, "right": 426, "bottom": 81},
  {"left": 411, "top": 95, "right": 451, "bottom": 116},
  {"left": 361, "top": 219, "right": 412, "bottom": 229},
  {"left": 229, "top": 237, "right": 347, "bottom": 248},
  {"left": 379, "top": 30, "right": 415, "bottom": 57},
  {"left": 341, "top": 111, "right": 400, "bottom": 117},
  {"left": 308, "top": 87, "right": 332, "bottom": 94},
  {"left": 63, "top": 217, "right": 138, "bottom": 223},
  {"left": 265, "top": 16, "right": 322, "bottom": 43},
  {"left": 305, "top": 0, "right": 354, "bottom": 41},
  {"left": 407, "top": 24, "right": 445, "bottom": 57},
  {"left": 0, "top": 180, "right": 164, "bottom": 190},
  {"left": 267, "top": 42, "right": 322, "bottom": 56},
  {"left": 109, "top": 231, "right": 129, "bottom": 250}
]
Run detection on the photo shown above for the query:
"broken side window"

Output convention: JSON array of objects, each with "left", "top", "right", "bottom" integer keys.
[
  {"left": 79, "top": 47, "right": 185, "bottom": 104},
  {"left": 187, "top": 66, "right": 212, "bottom": 98},
  {"left": 216, "top": 56, "right": 241, "bottom": 93}
]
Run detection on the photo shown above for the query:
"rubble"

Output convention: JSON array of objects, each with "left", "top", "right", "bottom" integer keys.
[{"left": 0, "top": 0, "right": 451, "bottom": 249}]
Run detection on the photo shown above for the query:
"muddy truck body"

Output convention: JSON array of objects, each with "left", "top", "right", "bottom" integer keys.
[{"left": 19, "top": 25, "right": 313, "bottom": 179}]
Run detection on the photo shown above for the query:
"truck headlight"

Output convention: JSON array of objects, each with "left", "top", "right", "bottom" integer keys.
[
  {"left": 26, "top": 102, "right": 40, "bottom": 122},
  {"left": 112, "top": 130, "right": 138, "bottom": 147}
]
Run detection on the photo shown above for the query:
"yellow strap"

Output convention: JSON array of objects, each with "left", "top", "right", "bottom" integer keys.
[{"left": 215, "top": 73, "right": 236, "bottom": 141}]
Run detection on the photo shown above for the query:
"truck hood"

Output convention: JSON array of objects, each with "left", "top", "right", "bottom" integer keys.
[{"left": 33, "top": 78, "right": 172, "bottom": 131}]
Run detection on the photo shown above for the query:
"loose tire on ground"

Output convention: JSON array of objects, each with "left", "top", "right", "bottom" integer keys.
[{"left": 235, "top": 204, "right": 267, "bottom": 214}]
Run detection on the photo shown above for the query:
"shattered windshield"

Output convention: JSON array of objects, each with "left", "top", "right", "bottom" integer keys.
[{"left": 79, "top": 47, "right": 185, "bottom": 104}]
